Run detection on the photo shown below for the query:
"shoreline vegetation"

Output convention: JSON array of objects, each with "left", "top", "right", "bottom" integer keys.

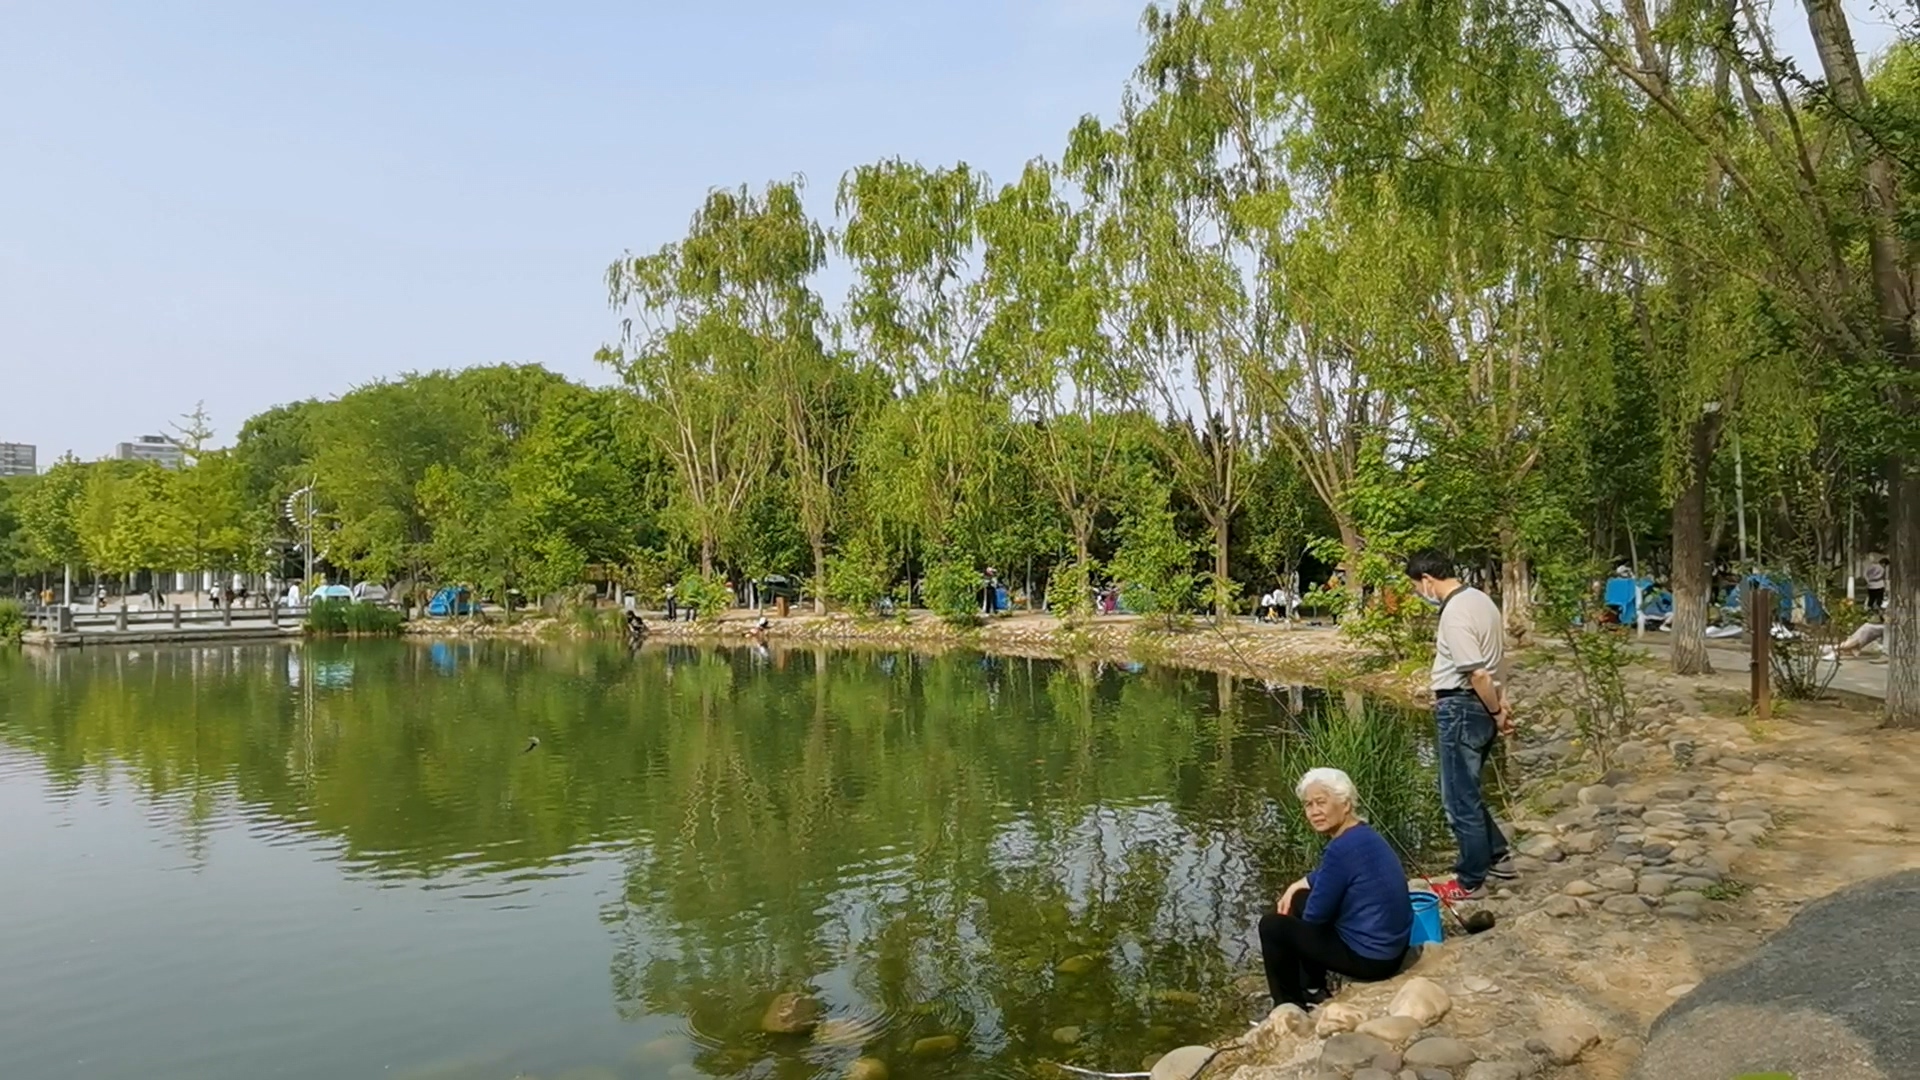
[{"left": 404, "top": 607, "right": 1426, "bottom": 702}]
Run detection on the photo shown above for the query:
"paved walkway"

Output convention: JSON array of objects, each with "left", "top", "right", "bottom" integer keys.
[
  {"left": 1634, "top": 870, "right": 1920, "bottom": 1079},
  {"left": 1625, "top": 635, "right": 1889, "bottom": 700}
]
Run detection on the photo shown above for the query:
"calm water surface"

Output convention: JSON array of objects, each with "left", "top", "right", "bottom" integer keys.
[{"left": 0, "top": 641, "right": 1428, "bottom": 1080}]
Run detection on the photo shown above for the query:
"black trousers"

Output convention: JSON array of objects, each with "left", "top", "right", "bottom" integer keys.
[{"left": 1258, "top": 889, "right": 1406, "bottom": 1008}]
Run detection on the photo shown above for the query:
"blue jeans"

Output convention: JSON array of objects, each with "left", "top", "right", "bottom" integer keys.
[{"left": 1435, "top": 694, "right": 1508, "bottom": 889}]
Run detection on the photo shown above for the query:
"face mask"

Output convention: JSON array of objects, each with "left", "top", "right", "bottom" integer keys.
[{"left": 1415, "top": 583, "right": 1441, "bottom": 608}]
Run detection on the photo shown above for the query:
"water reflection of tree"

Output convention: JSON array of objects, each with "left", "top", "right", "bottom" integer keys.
[{"left": 0, "top": 641, "right": 1434, "bottom": 1078}]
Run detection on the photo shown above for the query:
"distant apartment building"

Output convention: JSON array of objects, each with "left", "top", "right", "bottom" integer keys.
[
  {"left": 0, "top": 442, "right": 35, "bottom": 477},
  {"left": 115, "top": 435, "right": 185, "bottom": 469}
]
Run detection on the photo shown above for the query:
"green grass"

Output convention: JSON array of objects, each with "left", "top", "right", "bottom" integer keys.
[
  {"left": 1703, "top": 879, "right": 1751, "bottom": 902},
  {"left": 304, "top": 599, "right": 406, "bottom": 636},
  {"left": 1274, "top": 699, "right": 1449, "bottom": 874},
  {"left": 0, "top": 598, "right": 23, "bottom": 645}
]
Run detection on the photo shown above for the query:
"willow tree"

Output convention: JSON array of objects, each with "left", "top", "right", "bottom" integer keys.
[
  {"left": 974, "top": 159, "right": 1133, "bottom": 610},
  {"left": 836, "top": 159, "right": 1016, "bottom": 570},
  {"left": 601, "top": 184, "right": 821, "bottom": 575},
  {"left": 1065, "top": 101, "right": 1260, "bottom": 602}
]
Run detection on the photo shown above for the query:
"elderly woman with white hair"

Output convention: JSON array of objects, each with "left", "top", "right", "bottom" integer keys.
[{"left": 1259, "top": 767, "right": 1412, "bottom": 1010}]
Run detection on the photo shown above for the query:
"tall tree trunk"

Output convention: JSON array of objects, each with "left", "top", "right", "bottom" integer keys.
[
  {"left": 1213, "top": 510, "right": 1231, "bottom": 593},
  {"left": 1671, "top": 415, "right": 1717, "bottom": 675},
  {"left": 700, "top": 534, "right": 715, "bottom": 577},
  {"left": 1498, "top": 523, "right": 1533, "bottom": 643},
  {"left": 1336, "top": 519, "right": 1365, "bottom": 605},
  {"left": 1888, "top": 462, "right": 1920, "bottom": 725},
  {"left": 811, "top": 538, "right": 827, "bottom": 615},
  {"left": 1803, "top": 0, "right": 1919, "bottom": 723}
]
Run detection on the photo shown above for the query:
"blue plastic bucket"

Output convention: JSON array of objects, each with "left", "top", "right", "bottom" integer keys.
[{"left": 1409, "top": 891, "right": 1444, "bottom": 946}]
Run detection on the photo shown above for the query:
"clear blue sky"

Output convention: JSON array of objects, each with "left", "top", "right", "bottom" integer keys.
[
  {"left": 1, "top": 2, "right": 1895, "bottom": 465},
  {"left": 1, "top": 0, "right": 1146, "bottom": 460}
]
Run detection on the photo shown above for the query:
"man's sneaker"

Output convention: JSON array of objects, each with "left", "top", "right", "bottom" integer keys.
[
  {"left": 1431, "top": 879, "right": 1486, "bottom": 903},
  {"left": 1486, "top": 857, "right": 1519, "bottom": 881}
]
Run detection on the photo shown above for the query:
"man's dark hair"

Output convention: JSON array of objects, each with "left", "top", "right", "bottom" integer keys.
[
  {"left": 1404, "top": 550, "right": 1455, "bottom": 582},
  {"left": 1880, "top": 556, "right": 1891, "bottom": 565}
]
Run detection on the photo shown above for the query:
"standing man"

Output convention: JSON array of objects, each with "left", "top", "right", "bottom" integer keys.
[
  {"left": 1405, "top": 550, "right": 1516, "bottom": 901},
  {"left": 1865, "top": 556, "right": 1889, "bottom": 612}
]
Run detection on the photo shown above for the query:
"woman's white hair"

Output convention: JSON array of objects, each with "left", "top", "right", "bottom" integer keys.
[{"left": 1294, "top": 767, "right": 1360, "bottom": 810}]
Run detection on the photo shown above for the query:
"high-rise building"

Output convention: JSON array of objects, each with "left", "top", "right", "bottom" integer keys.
[
  {"left": 115, "top": 435, "right": 185, "bottom": 470},
  {"left": 0, "top": 442, "right": 35, "bottom": 477}
]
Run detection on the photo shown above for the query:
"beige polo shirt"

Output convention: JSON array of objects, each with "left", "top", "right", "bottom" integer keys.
[{"left": 1430, "top": 585, "right": 1504, "bottom": 692}]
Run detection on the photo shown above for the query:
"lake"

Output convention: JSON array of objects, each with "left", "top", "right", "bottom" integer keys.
[{"left": 0, "top": 640, "right": 1437, "bottom": 1080}]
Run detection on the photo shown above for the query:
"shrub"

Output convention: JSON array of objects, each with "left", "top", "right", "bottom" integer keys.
[
  {"left": 1108, "top": 500, "right": 1200, "bottom": 629},
  {"left": 1306, "top": 540, "right": 1434, "bottom": 664},
  {"left": 1045, "top": 557, "right": 1097, "bottom": 624},
  {"left": 826, "top": 532, "right": 896, "bottom": 617},
  {"left": 569, "top": 603, "right": 619, "bottom": 637},
  {"left": 1535, "top": 554, "right": 1638, "bottom": 770},
  {"left": 921, "top": 557, "right": 985, "bottom": 626},
  {"left": 305, "top": 599, "right": 405, "bottom": 636},
  {"left": 0, "top": 599, "right": 24, "bottom": 645},
  {"left": 675, "top": 572, "right": 734, "bottom": 620}
]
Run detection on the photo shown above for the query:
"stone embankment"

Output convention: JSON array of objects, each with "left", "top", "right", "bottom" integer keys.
[{"left": 1156, "top": 655, "right": 1920, "bottom": 1080}]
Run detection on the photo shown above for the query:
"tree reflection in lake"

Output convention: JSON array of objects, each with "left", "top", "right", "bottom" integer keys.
[{"left": 0, "top": 642, "right": 1438, "bottom": 1080}]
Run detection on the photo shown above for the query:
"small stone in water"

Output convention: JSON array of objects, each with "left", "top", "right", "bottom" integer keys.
[
  {"left": 1051, "top": 1026, "right": 1082, "bottom": 1045},
  {"left": 910, "top": 1035, "right": 960, "bottom": 1058},
  {"left": 1056, "top": 953, "right": 1099, "bottom": 975}
]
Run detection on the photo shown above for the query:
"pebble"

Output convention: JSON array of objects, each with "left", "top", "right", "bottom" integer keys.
[
  {"left": 1576, "top": 784, "right": 1618, "bottom": 806},
  {"left": 1640, "top": 841, "right": 1674, "bottom": 861},
  {"left": 1356, "top": 1015, "right": 1424, "bottom": 1047},
  {"left": 1149, "top": 1045, "right": 1215, "bottom": 1080},
  {"left": 1602, "top": 894, "right": 1652, "bottom": 916},
  {"left": 1715, "top": 757, "right": 1756, "bottom": 774},
  {"left": 1463, "top": 1064, "right": 1525, "bottom": 1080},
  {"left": 1564, "top": 879, "right": 1601, "bottom": 897},
  {"left": 1641, "top": 809, "right": 1688, "bottom": 828},
  {"left": 1460, "top": 975, "right": 1497, "bottom": 994},
  {"left": 845, "top": 1058, "right": 889, "bottom": 1080},
  {"left": 1052, "top": 1026, "right": 1082, "bottom": 1045},
  {"left": 1561, "top": 830, "right": 1604, "bottom": 855},
  {"left": 1666, "top": 982, "right": 1699, "bottom": 998},
  {"left": 1319, "top": 1032, "right": 1392, "bottom": 1073},
  {"left": 910, "top": 1035, "right": 960, "bottom": 1058},
  {"left": 1517, "top": 835, "right": 1563, "bottom": 862},
  {"left": 1541, "top": 895, "right": 1583, "bottom": 918},
  {"left": 1526, "top": 1021, "right": 1601, "bottom": 1065},
  {"left": 1315, "top": 1002, "right": 1367, "bottom": 1036},
  {"left": 1387, "top": 978, "right": 1452, "bottom": 1027},
  {"left": 1351, "top": 1070, "right": 1396, "bottom": 1080},
  {"left": 1402, "top": 1036, "right": 1478, "bottom": 1070},
  {"left": 1593, "top": 866, "right": 1637, "bottom": 892},
  {"left": 1637, "top": 873, "right": 1677, "bottom": 897}
]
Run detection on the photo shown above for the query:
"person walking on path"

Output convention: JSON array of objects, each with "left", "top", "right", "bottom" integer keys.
[{"left": 1405, "top": 550, "right": 1516, "bottom": 902}]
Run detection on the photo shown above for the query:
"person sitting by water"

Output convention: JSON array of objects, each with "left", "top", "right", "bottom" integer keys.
[
  {"left": 625, "top": 610, "right": 647, "bottom": 641},
  {"left": 1259, "top": 767, "right": 1411, "bottom": 1011}
]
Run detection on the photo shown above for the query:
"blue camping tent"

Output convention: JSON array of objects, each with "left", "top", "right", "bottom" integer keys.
[{"left": 426, "top": 586, "right": 475, "bottom": 617}]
